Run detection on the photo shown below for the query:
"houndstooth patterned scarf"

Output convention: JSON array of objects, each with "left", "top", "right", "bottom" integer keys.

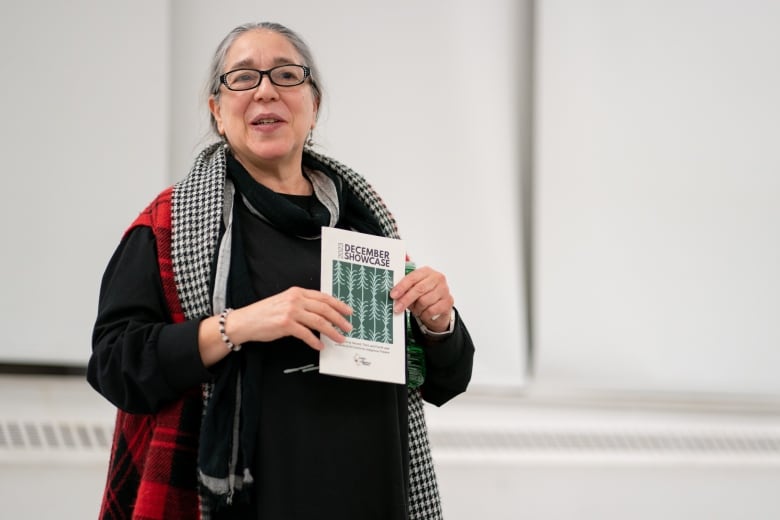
[{"left": 170, "top": 143, "right": 443, "bottom": 519}]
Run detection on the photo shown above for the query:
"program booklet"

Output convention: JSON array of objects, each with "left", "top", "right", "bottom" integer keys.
[{"left": 319, "top": 226, "right": 406, "bottom": 384}]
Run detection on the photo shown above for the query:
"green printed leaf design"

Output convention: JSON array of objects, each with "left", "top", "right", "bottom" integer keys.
[{"left": 333, "top": 260, "right": 394, "bottom": 343}]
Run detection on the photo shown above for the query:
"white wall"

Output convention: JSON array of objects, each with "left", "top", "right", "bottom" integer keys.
[
  {"left": 535, "top": 0, "right": 780, "bottom": 397},
  {"left": 4, "top": 2, "right": 780, "bottom": 519},
  {"left": 3, "top": 0, "right": 780, "bottom": 399},
  {"left": 0, "top": 0, "right": 170, "bottom": 365}
]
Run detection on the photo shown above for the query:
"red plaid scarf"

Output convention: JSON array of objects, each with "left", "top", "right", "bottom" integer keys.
[{"left": 99, "top": 187, "right": 204, "bottom": 519}]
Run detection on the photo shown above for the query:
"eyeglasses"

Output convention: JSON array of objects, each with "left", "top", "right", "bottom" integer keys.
[{"left": 219, "top": 65, "right": 311, "bottom": 91}]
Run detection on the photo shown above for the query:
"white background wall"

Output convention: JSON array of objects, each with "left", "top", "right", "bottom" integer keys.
[
  {"left": 535, "top": 0, "right": 780, "bottom": 397},
  {"left": 0, "top": 0, "right": 171, "bottom": 365},
  {"left": 3, "top": 2, "right": 780, "bottom": 519},
  {"left": 2, "top": 0, "right": 780, "bottom": 395}
]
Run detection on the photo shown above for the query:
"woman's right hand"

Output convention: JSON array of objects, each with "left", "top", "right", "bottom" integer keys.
[
  {"left": 198, "top": 288, "right": 353, "bottom": 367},
  {"left": 231, "top": 287, "right": 354, "bottom": 349}
]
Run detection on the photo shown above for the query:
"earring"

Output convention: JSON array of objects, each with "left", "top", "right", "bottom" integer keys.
[{"left": 306, "top": 130, "right": 314, "bottom": 148}]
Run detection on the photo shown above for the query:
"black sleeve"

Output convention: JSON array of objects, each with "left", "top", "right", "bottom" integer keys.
[
  {"left": 415, "top": 310, "right": 475, "bottom": 407},
  {"left": 87, "top": 226, "right": 213, "bottom": 414}
]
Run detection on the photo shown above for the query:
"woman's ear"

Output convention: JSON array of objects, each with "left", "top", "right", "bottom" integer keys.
[
  {"left": 209, "top": 96, "right": 225, "bottom": 135},
  {"left": 311, "top": 96, "right": 320, "bottom": 127}
]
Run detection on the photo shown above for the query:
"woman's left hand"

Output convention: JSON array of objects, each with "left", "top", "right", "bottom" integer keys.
[{"left": 390, "top": 266, "right": 454, "bottom": 333}]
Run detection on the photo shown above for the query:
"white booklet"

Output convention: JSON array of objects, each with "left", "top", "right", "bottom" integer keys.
[{"left": 319, "top": 226, "right": 407, "bottom": 384}]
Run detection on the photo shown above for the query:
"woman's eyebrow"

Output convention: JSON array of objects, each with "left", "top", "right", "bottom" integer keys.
[{"left": 228, "top": 56, "right": 299, "bottom": 69}]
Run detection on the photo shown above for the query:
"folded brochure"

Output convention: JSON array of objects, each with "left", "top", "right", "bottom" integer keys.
[{"left": 319, "top": 226, "right": 406, "bottom": 384}]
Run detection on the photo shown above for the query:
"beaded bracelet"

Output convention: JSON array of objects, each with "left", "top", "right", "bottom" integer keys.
[{"left": 218, "top": 308, "right": 242, "bottom": 352}]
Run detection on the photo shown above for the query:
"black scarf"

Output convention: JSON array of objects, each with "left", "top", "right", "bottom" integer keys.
[{"left": 198, "top": 152, "right": 384, "bottom": 509}]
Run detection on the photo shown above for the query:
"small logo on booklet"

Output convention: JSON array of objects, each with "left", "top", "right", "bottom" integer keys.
[{"left": 353, "top": 354, "right": 371, "bottom": 366}]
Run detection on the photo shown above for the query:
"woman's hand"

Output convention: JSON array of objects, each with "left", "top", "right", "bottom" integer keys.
[
  {"left": 229, "top": 287, "right": 354, "bottom": 351},
  {"left": 389, "top": 266, "right": 454, "bottom": 333},
  {"left": 199, "top": 287, "right": 353, "bottom": 366}
]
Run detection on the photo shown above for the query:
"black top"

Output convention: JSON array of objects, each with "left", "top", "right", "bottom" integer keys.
[{"left": 88, "top": 177, "right": 474, "bottom": 520}]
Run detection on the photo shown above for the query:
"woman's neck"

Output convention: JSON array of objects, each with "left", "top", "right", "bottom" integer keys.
[{"left": 232, "top": 152, "right": 312, "bottom": 195}]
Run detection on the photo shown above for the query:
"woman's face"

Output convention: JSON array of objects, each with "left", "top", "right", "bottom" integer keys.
[{"left": 209, "top": 29, "right": 318, "bottom": 171}]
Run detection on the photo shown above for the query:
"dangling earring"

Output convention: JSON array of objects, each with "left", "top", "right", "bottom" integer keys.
[{"left": 306, "top": 130, "right": 314, "bottom": 148}]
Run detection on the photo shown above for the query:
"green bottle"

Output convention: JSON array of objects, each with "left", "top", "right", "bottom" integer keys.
[{"left": 405, "top": 261, "right": 426, "bottom": 389}]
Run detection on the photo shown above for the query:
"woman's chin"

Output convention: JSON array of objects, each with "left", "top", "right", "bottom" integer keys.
[
  {"left": 255, "top": 140, "right": 304, "bottom": 158},
  {"left": 237, "top": 143, "right": 301, "bottom": 165}
]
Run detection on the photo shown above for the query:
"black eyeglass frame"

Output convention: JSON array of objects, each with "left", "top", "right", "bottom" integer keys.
[{"left": 219, "top": 64, "right": 311, "bottom": 91}]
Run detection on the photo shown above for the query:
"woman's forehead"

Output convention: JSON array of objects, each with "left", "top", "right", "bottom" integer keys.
[{"left": 225, "top": 30, "right": 301, "bottom": 68}]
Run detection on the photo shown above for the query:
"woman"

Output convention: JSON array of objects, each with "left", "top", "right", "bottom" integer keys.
[{"left": 88, "top": 22, "right": 474, "bottom": 520}]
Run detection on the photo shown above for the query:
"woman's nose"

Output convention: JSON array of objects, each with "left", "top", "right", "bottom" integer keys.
[{"left": 253, "top": 74, "right": 280, "bottom": 101}]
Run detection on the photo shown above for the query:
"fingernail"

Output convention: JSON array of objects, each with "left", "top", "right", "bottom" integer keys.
[{"left": 393, "top": 303, "right": 403, "bottom": 314}]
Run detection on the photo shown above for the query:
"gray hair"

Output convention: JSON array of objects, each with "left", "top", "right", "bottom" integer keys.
[{"left": 205, "top": 22, "right": 323, "bottom": 139}]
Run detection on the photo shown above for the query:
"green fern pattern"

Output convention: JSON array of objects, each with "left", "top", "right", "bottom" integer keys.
[{"left": 332, "top": 260, "right": 394, "bottom": 342}]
